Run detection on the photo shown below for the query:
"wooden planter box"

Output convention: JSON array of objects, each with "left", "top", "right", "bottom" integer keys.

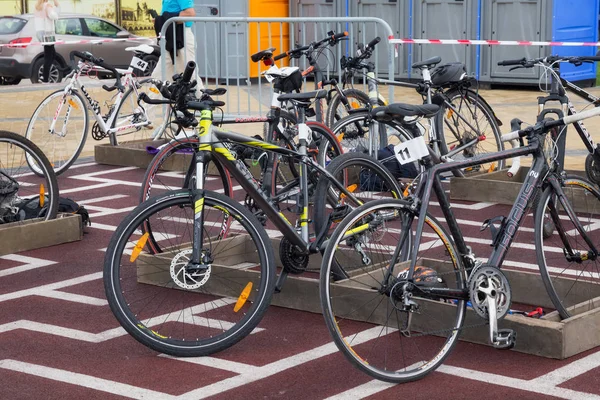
[
  {"left": 95, "top": 139, "right": 193, "bottom": 172},
  {"left": 0, "top": 213, "right": 83, "bottom": 256},
  {"left": 450, "top": 169, "right": 587, "bottom": 208},
  {"left": 135, "top": 235, "right": 600, "bottom": 359}
]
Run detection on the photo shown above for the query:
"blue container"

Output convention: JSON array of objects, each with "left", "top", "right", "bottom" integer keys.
[{"left": 552, "top": 0, "right": 599, "bottom": 82}]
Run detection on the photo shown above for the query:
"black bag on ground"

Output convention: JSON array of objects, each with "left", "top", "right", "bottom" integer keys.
[{"left": 16, "top": 196, "right": 91, "bottom": 226}]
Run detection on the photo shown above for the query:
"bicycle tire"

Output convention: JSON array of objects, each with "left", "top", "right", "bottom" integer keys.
[
  {"left": 0, "top": 130, "right": 59, "bottom": 221},
  {"left": 312, "top": 152, "right": 402, "bottom": 279},
  {"left": 437, "top": 88, "right": 504, "bottom": 173},
  {"left": 320, "top": 198, "right": 467, "bottom": 383},
  {"left": 104, "top": 189, "right": 276, "bottom": 357},
  {"left": 25, "top": 89, "right": 88, "bottom": 176},
  {"left": 535, "top": 175, "right": 600, "bottom": 319},
  {"left": 325, "top": 88, "right": 374, "bottom": 129}
]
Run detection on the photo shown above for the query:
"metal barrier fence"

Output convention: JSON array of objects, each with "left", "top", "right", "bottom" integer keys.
[{"left": 158, "top": 17, "right": 395, "bottom": 118}]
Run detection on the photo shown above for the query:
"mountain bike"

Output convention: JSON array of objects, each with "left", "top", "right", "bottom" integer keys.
[
  {"left": 103, "top": 61, "right": 412, "bottom": 357},
  {"left": 498, "top": 55, "right": 600, "bottom": 183},
  {"left": 25, "top": 46, "right": 165, "bottom": 175},
  {"left": 0, "top": 130, "right": 58, "bottom": 224},
  {"left": 320, "top": 106, "right": 600, "bottom": 383}
]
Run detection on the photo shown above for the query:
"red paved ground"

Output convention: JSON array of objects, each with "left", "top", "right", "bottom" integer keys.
[{"left": 0, "top": 161, "right": 599, "bottom": 399}]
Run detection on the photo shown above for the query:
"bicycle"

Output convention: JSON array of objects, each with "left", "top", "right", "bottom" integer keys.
[
  {"left": 319, "top": 106, "right": 600, "bottom": 383},
  {"left": 332, "top": 53, "right": 504, "bottom": 174},
  {"left": 25, "top": 46, "right": 165, "bottom": 175},
  {"left": 497, "top": 55, "right": 600, "bottom": 183},
  {"left": 0, "top": 130, "right": 58, "bottom": 224},
  {"left": 103, "top": 61, "right": 419, "bottom": 357}
]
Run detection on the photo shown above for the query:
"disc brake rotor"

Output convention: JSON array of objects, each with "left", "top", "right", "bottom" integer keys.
[{"left": 170, "top": 249, "right": 211, "bottom": 290}]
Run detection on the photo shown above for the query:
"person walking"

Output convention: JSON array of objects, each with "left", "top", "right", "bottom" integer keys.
[
  {"left": 34, "top": 0, "right": 60, "bottom": 83},
  {"left": 151, "top": 0, "right": 203, "bottom": 89}
]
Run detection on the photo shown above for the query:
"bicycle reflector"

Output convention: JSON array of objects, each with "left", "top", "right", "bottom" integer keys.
[
  {"left": 130, "top": 232, "right": 150, "bottom": 262},
  {"left": 234, "top": 282, "right": 253, "bottom": 312},
  {"left": 39, "top": 184, "right": 45, "bottom": 207},
  {"left": 263, "top": 58, "right": 273, "bottom": 66},
  {"left": 68, "top": 99, "right": 80, "bottom": 110}
]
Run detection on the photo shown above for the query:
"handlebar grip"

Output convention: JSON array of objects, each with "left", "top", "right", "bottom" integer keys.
[
  {"left": 102, "top": 84, "right": 118, "bottom": 92},
  {"left": 139, "top": 92, "right": 172, "bottom": 105},
  {"left": 577, "top": 56, "right": 600, "bottom": 62},
  {"left": 333, "top": 31, "right": 348, "bottom": 41},
  {"left": 181, "top": 61, "right": 196, "bottom": 84},
  {"left": 367, "top": 37, "right": 381, "bottom": 49},
  {"left": 501, "top": 131, "right": 521, "bottom": 142},
  {"left": 274, "top": 52, "right": 287, "bottom": 61},
  {"left": 497, "top": 58, "right": 526, "bottom": 66}
]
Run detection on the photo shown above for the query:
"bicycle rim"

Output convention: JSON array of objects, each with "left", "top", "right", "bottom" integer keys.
[
  {"left": 104, "top": 189, "right": 275, "bottom": 356},
  {"left": 536, "top": 176, "right": 600, "bottom": 319},
  {"left": 320, "top": 199, "right": 467, "bottom": 383},
  {"left": 25, "top": 90, "right": 88, "bottom": 175}
]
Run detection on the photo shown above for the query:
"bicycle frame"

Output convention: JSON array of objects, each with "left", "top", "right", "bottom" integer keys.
[{"left": 188, "top": 109, "right": 361, "bottom": 265}]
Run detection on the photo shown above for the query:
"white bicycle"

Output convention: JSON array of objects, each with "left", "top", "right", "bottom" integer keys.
[{"left": 25, "top": 45, "right": 168, "bottom": 175}]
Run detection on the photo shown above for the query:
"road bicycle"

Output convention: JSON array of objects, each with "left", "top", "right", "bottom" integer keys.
[
  {"left": 102, "top": 60, "right": 426, "bottom": 357},
  {"left": 498, "top": 55, "right": 600, "bottom": 183},
  {"left": 25, "top": 45, "right": 165, "bottom": 175},
  {"left": 332, "top": 51, "right": 504, "bottom": 174},
  {"left": 320, "top": 106, "right": 600, "bottom": 383},
  {"left": 0, "top": 130, "right": 58, "bottom": 224}
]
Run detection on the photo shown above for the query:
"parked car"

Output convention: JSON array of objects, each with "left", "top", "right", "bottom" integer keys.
[{"left": 0, "top": 14, "right": 159, "bottom": 84}]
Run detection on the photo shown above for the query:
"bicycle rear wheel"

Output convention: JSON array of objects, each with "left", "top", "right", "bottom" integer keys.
[
  {"left": 320, "top": 199, "right": 467, "bottom": 383},
  {"left": 536, "top": 175, "right": 600, "bottom": 319},
  {"left": 25, "top": 89, "right": 88, "bottom": 176},
  {"left": 437, "top": 88, "right": 503, "bottom": 173},
  {"left": 0, "top": 130, "right": 59, "bottom": 222},
  {"left": 104, "top": 189, "right": 276, "bottom": 357}
]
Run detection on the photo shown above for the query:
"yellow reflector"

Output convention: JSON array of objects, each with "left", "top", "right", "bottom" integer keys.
[
  {"left": 39, "top": 184, "right": 45, "bottom": 207},
  {"left": 340, "top": 184, "right": 358, "bottom": 199},
  {"left": 149, "top": 87, "right": 160, "bottom": 94},
  {"left": 68, "top": 99, "right": 79, "bottom": 110},
  {"left": 403, "top": 186, "right": 410, "bottom": 197},
  {"left": 130, "top": 232, "right": 150, "bottom": 263},
  {"left": 338, "top": 133, "right": 345, "bottom": 141},
  {"left": 350, "top": 100, "right": 360, "bottom": 109},
  {"left": 234, "top": 282, "right": 253, "bottom": 312},
  {"left": 446, "top": 109, "right": 454, "bottom": 119},
  {"left": 487, "top": 162, "right": 496, "bottom": 173}
]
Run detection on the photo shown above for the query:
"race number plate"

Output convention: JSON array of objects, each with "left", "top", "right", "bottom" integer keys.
[
  {"left": 130, "top": 56, "right": 149, "bottom": 71},
  {"left": 394, "top": 136, "right": 428, "bottom": 165}
]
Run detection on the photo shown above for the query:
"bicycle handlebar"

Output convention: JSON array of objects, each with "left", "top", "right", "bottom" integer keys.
[
  {"left": 274, "top": 31, "right": 349, "bottom": 60},
  {"left": 69, "top": 50, "right": 124, "bottom": 92},
  {"left": 498, "top": 55, "right": 600, "bottom": 68},
  {"left": 367, "top": 36, "right": 381, "bottom": 50}
]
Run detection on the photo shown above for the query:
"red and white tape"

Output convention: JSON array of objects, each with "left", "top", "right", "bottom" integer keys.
[
  {"left": 0, "top": 36, "right": 157, "bottom": 48},
  {"left": 388, "top": 37, "right": 600, "bottom": 47}
]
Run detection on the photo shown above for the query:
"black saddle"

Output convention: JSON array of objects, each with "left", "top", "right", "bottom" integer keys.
[
  {"left": 371, "top": 103, "right": 439, "bottom": 120},
  {"left": 278, "top": 90, "right": 327, "bottom": 104},
  {"left": 251, "top": 47, "right": 276, "bottom": 63},
  {"left": 412, "top": 56, "right": 442, "bottom": 69}
]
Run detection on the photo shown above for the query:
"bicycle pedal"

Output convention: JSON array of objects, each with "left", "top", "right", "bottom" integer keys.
[
  {"left": 331, "top": 205, "right": 351, "bottom": 223},
  {"left": 493, "top": 329, "right": 516, "bottom": 350}
]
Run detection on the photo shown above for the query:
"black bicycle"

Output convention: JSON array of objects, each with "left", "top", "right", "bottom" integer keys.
[
  {"left": 320, "top": 106, "right": 600, "bottom": 383},
  {"left": 103, "top": 61, "right": 422, "bottom": 357}
]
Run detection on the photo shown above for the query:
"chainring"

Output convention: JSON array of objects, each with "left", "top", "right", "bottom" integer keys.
[
  {"left": 279, "top": 237, "right": 309, "bottom": 275},
  {"left": 585, "top": 153, "right": 600, "bottom": 185},
  {"left": 468, "top": 265, "right": 511, "bottom": 320},
  {"left": 91, "top": 121, "right": 109, "bottom": 141}
]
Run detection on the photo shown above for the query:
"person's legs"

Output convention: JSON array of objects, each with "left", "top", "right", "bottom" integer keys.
[{"left": 42, "top": 45, "right": 56, "bottom": 83}]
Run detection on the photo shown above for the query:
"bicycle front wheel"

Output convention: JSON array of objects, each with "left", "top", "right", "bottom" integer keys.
[
  {"left": 0, "top": 130, "right": 59, "bottom": 221},
  {"left": 325, "top": 88, "right": 373, "bottom": 129},
  {"left": 535, "top": 175, "right": 600, "bottom": 319},
  {"left": 25, "top": 89, "right": 88, "bottom": 175},
  {"left": 320, "top": 199, "right": 467, "bottom": 383},
  {"left": 437, "top": 88, "right": 503, "bottom": 173},
  {"left": 104, "top": 189, "right": 276, "bottom": 357}
]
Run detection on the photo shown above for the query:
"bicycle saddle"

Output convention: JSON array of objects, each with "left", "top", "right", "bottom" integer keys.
[
  {"left": 412, "top": 56, "right": 442, "bottom": 69},
  {"left": 201, "top": 88, "right": 227, "bottom": 96},
  {"left": 251, "top": 47, "right": 276, "bottom": 63},
  {"left": 278, "top": 90, "right": 327, "bottom": 103},
  {"left": 125, "top": 44, "right": 154, "bottom": 55},
  {"left": 371, "top": 103, "right": 439, "bottom": 119}
]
